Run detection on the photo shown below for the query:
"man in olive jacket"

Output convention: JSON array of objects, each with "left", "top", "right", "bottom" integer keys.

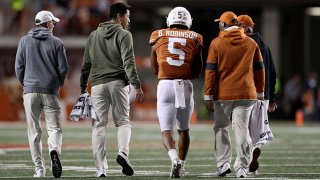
[{"left": 80, "top": 3, "right": 144, "bottom": 177}]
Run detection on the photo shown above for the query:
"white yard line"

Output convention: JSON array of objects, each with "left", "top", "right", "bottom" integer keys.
[
  {"left": 3, "top": 156, "right": 320, "bottom": 164},
  {"left": 2, "top": 163, "right": 320, "bottom": 169},
  {"left": 1, "top": 163, "right": 320, "bottom": 179}
]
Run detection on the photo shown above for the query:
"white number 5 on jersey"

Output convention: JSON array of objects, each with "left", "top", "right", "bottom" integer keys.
[{"left": 166, "top": 37, "right": 186, "bottom": 66}]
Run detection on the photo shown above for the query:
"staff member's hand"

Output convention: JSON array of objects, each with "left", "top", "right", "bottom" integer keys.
[
  {"left": 269, "top": 102, "right": 277, "bottom": 112},
  {"left": 135, "top": 88, "right": 144, "bottom": 102},
  {"left": 205, "top": 100, "right": 214, "bottom": 112}
]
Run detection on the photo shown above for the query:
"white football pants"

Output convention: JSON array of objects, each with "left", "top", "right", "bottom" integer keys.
[
  {"left": 157, "top": 79, "right": 194, "bottom": 131},
  {"left": 23, "top": 93, "right": 62, "bottom": 171}
]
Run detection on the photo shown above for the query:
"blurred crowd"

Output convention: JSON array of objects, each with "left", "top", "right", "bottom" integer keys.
[
  {"left": 282, "top": 72, "right": 320, "bottom": 121},
  {"left": 0, "top": 0, "right": 319, "bottom": 122},
  {"left": 0, "top": 0, "right": 120, "bottom": 36}
]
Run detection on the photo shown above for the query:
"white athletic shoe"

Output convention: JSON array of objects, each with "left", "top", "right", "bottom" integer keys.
[
  {"left": 94, "top": 168, "right": 107, "bottom": 177},
  {"left": 33, "top": 168, "right": 46, "bottom": 177},
  {"left": 170, "top": 159, "right": 182, "bottom": 178},
  {"left": 236, "top": 167, "right": 247, "bottom": 178},
  {"left": 213, "top": 162, "right": 231, "bottom": 177}
]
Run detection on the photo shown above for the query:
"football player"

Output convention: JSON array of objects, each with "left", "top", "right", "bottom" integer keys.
[{"left": 149, "top": 7, "right": 203, "bottom": 178}]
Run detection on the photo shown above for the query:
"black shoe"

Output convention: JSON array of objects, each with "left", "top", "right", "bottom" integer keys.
[
  {"left": 50, "top": 150, "right": 62, "bottom": 178},
  {"left": 116, "top": 152, "right": 134, "bottom": 176},
  {"left": 249, "top": 147, "right": 261, "bottom": 172}
]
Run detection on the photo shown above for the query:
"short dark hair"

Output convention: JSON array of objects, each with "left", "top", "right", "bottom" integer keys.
[{"left": 110, "top": 3, "right": 131, "bottom": 19}]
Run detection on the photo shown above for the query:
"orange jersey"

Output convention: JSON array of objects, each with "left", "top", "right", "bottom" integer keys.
[{"left": 149, "top": 28, "right": 203, "bottom": 79}]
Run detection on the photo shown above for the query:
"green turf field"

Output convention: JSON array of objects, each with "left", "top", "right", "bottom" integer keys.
[{"left": 1, "top": 121, "right": 320, "bottom": 179}]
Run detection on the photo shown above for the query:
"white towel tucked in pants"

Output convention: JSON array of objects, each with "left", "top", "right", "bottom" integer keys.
[{"left": 174, "top": 79, "right": 186, "bottom": 109}]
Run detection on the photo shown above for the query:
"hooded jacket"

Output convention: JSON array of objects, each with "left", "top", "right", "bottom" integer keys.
[
  {"left": 80, "top": 22, "right": 141, "bottom": 92},
  {"left": 15, "top": 27, "right": 69, "bottom": 95},
  {"left": 250, "top": 33, "right": 277, "bottom": 102},
  {"left": 204, "top": 27, "right": 265, "bottom": 101}
]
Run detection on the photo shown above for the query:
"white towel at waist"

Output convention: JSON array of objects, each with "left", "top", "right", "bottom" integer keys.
[{"left": 174, "top": 79, "right": 186, "bottom": 109}]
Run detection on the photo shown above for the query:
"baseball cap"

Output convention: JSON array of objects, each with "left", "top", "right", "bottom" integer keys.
[
  {"left": 214, "top": 11, "right": 237, "bottom": 25},
  {"left": 237, "top": 15, "right": 255, "bottom": 27},
  {"left": 35, "top": 11, "right": 60, "bottom": 25}
]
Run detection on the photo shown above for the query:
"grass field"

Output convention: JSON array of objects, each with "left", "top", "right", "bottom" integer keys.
[{"left": 1, "top": 120, "right": 320, "bottom": 179}]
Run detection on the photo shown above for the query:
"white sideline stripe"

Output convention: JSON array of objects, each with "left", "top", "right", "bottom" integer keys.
[
  {"left": 199, "top": 175, "right": 320, "bottom": 179},
  {"left": 3, "top": 147, "right": 320, "bottom": 156},
  {"left": 2, "top": 171, "right": 320, "bottom": 179},
  {"left": 2, "top": 155, "right": 320, "bottom": 164},
  {"left": 0, "top": 163, "right": 30, "bottom": 168},
  {"left": 2, "top": 144, "right": 320, "bottom": 153},
  {"left": 2, "top": 163, "right": 320, "bottom": 169}
]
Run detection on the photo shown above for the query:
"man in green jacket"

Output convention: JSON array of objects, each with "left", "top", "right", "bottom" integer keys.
[{"left": 80, "top": 2, "right": 144, "bottom": 177}]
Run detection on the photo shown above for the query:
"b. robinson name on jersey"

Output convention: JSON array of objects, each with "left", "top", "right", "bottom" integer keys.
[{"left": 158, "top": 30, "right": 198, "bottom": 39}]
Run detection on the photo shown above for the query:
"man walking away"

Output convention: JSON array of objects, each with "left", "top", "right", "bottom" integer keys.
[
  {"left": 15, "top": 10, "right": 68, "bottom": 178},
  {"left": 238, "top": 14, "right": 277, "bottom": 174},
  {"left": 204, "top": 11, "right": 265, "bottom": 178},
  {"left": 80, "top": 2, "right": 144, "bottom": 177},
  {"left": 149, "top": 6, "right": 203, "bottom": 178}
]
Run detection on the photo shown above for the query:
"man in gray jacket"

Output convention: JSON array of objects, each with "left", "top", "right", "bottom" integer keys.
[
  {"left": 15, "top": 11, "right": 68, "bottom": 178},
  {"left": 80, "top": 3, "right": 144, "bottom": 177}
]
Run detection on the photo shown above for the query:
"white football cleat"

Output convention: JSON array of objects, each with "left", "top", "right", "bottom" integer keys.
[{"left": 179, "top": 167, "right": 186, "bottom": 177}]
